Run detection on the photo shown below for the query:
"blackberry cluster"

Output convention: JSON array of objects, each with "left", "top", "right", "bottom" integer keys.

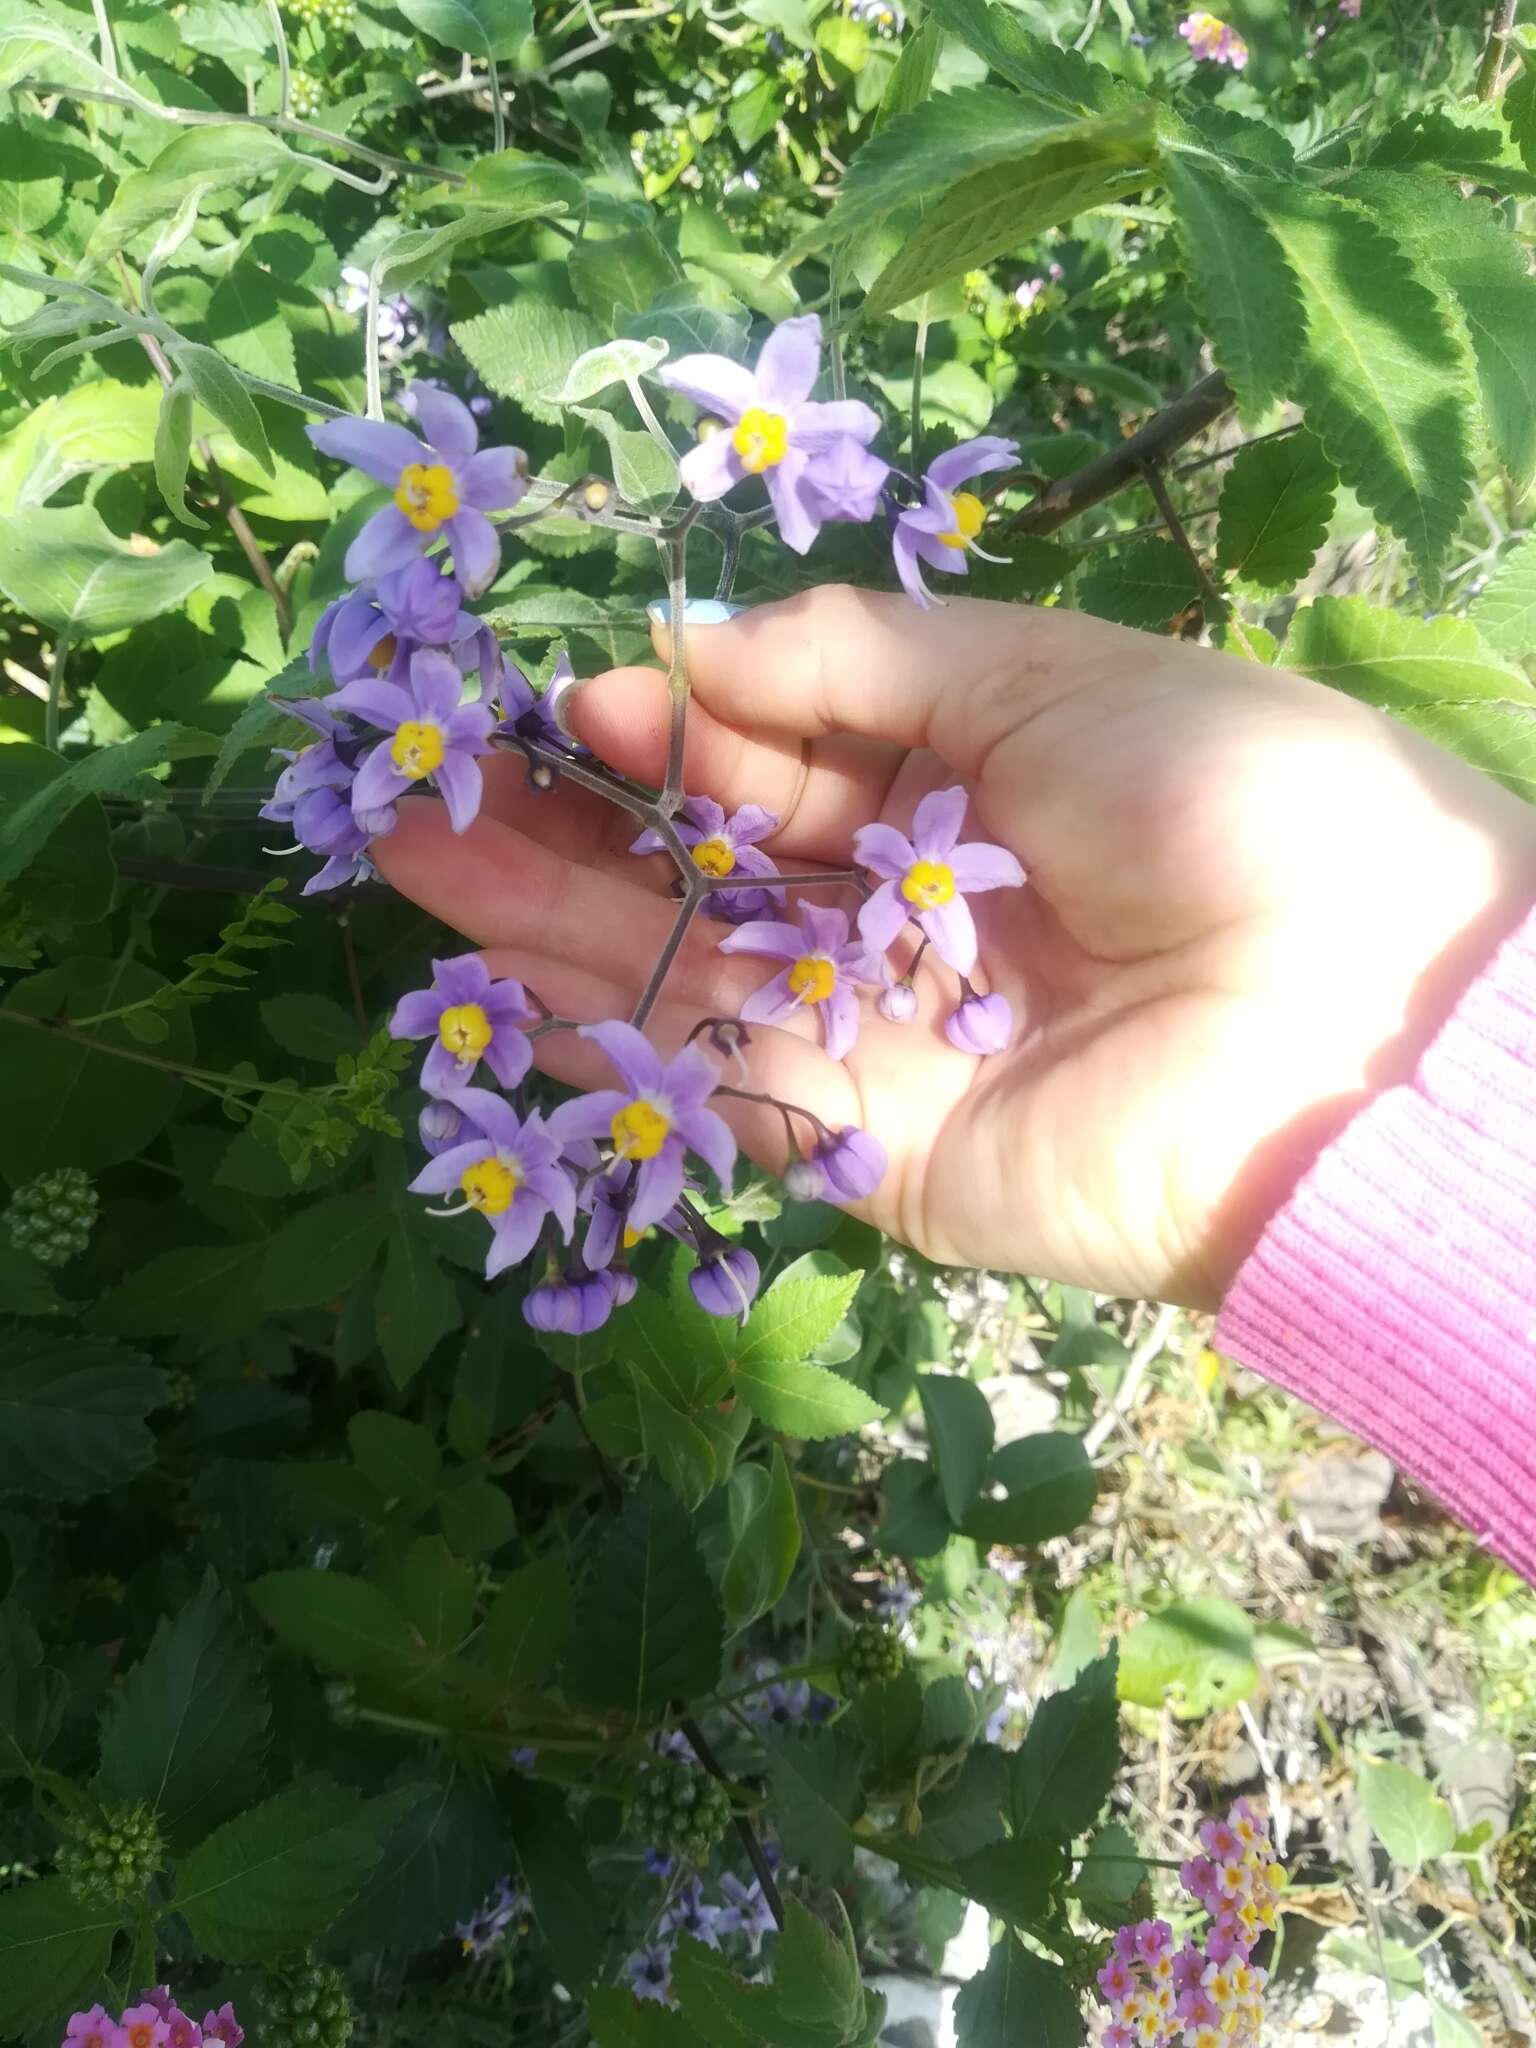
[
  {"left": 288, "top": 69, "right": 324, "bottom": 117},
  {"left": 6, "top": 1167, "right": 98, "bottom": 1266},
  {"left": 842, "top": 1622, "right": 907, "bottom": 1691},
  {"left": 260, "top": 1958, "right": 354, "bottom": 2048},
  {"left": 56, "top": 1799, "right": 164, "bottom": 1905},
  {"left": 627, "top": 1759, "right": 733, "bottom": 1865},
  {"left": 286, "top": 0, "right": 356, "bottom": 25}
]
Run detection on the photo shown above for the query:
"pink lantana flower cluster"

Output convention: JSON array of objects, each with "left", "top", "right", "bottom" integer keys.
[
  {"left": 64, "top": 1992, "right": 242, "bottom": 2048},
  {"left": 1177, "top": 10, "right": 1250, "bottom": 64},
  {"left": 1096, "top": 1800, "right": 1281, "bottom": 2048}
]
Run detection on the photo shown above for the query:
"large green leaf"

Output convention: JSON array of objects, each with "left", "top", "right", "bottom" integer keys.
[
  {"left": 760, "top": 1723, "right": 867, "bottom": 1880},
  {"left": 504, "top": 1779, "right": 604, "bottom": 1990},
  {"left": 85, "top": 125, "right": 298, "bottom": 267},
  {"left": 1288, "top": 597, "right": 1536, "bottom": 799},
  {"left": 0, "top": 1616, "right": 65, "bottom": 1781},
  {"left": 0, "top": 1879, "right": 123, "bottom": 2037},
  {"left": 564, "top": 1482, "right": 724, "bottom": 1714},
  {"left": 1011, "top": 1650, "right": 1119, "bottom": 1838},
  {"left": 917, "top": 1373, "right": 994, "bottom": 1526},
  {"left": 1472, "top": 534, "right": 1536, "bottom": 656},
  {"left": 1242, "top": 178, "right": 1476, "bottom": 585},
  {"left": 954, "top": 1935, "right": 1083, "bottom": 2048},
  {"left": 921, "top": 0, "right": 1127, "bottom": 113},
  {"left": 478, "top": 1556, "right": 570, "bottom": 1680},
  {"left": 954, "top": 1835, "right": 1062, "bottom": 1926},
  {"left": 1075, "top": 537, "right": 1200, "bottom": 631},
  {"left": 777, "top": 1895, "right": 864, "bottom": 2039},
  {"left": 1216, "top": 429, "right": 1337, "bottom": 590},
  {"left": 1117, "top": 1595, "right": 1258, "bottom": 1717},
  {"left": 0, "top": 378, "right": 161, "bottom": 514},
  {"left": 326, "top": 1765, "right": 509, "bottom": 1954},
  {"left": 962, "top": 1432, "right": 1097, "bottom": 1548},
  {"left": 630, "top": 1364, "right": 717, "bottom": 1507},
  {"left": 1357, "top": 1757, "right": 1456, "bottom": 1871},
  {"left": 0, "top": 721, "right": 211, "bottom": 883},
  {"left": 260, "top": 1190, "right": 392, "bottom": 1310},
  {"left": 97, "top": 1570, "right": 270, "bottom": 1847},
  {"left": 396, "top": 0, "right": 532, "bottom": 60},
  {"left": 0, "top": 505, "right": 212, "bottom": 641},
  {"left": 0, "top": 1335, "right": 166, "bottom": 1500},
  {"left": 452, "top": 299, "right": 602, "bottom": 428},
  {"left": 92, "top": 1241, "right": 270, "bottom": 1342},
  {"left": 250, "top": 1569, "right": 426, "bottom": 1681},
  {"left": 376, "top": 1215, "right": 462, "bottom": 1389},
  {"left": 721, "top": 1447, "right": 800, "bottom": 1629}
]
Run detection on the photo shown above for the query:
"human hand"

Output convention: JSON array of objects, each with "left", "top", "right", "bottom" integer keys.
[{"left": 373, "top": 585, "right": 1536, "bottom": 1309}]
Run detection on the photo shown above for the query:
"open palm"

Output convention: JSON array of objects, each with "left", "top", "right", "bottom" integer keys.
[{"left": 374, "top": 586, "right": 1536, "bottom": 1308}]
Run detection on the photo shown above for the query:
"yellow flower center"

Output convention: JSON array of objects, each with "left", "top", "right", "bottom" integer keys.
[
  {"left": 731, "top": 407, "right": 789, "bottom": 475},
  {"left": 901, "top": 858, "right": 956, "bottom": 909},
  {"left": 369, "top": 632, "right": 397, "bottom": 671},
  {"left": 610, "top": 1099, "right": 671, "bottom": 1161},
  {"left": 939, "top": 490, "right": 987, "bottom": 550},
  {"left": 393, "top": 461, "right": 459, "bottom": 532},
  {"left": 460, "top": 1156, "right": 519, "bottom": 1215},
  {"left": 438, "top": 1002, "right": 493, "bottom": 1062},
  {"left": 622, "top": 1224, "right": 646, "bottom": 1249},
  {"left": 390, "top": 719, "right": 446, "bottom": 778},
  {"left": 787, "top": 955, "right": 836, "bottom": 1003},
  {"left": 691, "top": 835, "right": 737, "bottom": 878}
]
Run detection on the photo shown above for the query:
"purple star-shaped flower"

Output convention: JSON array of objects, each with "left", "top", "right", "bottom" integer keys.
[
  {"left": 660, "top": 1880, "right": 725, "bottom": 1950},
  {"left": 719, "top": 902, "right": 884, "bottom": 1063},
  {"left": 258, "top": 701, "right": 397, "bottom": 894},
  {"left": 390, "top": 952, "right": 540, "bottom": 1094},
  {"left": 891, "top": 436, "right": 1018, "bottom": 609},
  {"left": 854, "top": 786, "right": 1025, "bottom": 975},
  {"left": 631, "top": 796, "right": 782, "bottom": 921},
  {"left": 310, "top": 558, "right": 497, "bottom": 690},
  {"left": 546, "top": 1022, "right": 736, "bottom": 1232},
  {"left": 336, "top": 647, "right": 497, "bottom": 833},
  {"left": 306, "top": 383, "right": 528, "bottom": 596},
  {"left": 624, "top": 1943, "right": 674, "bottom": 2004},
  {"left": 657, "top": 314, "right": 887, "bottom": 554},
  {"left": 716, "top": 1873, "right": 778, "bottom": 1955},
  {"left": 408, "top": 1088, "right": 575, "bottom": 1279}
]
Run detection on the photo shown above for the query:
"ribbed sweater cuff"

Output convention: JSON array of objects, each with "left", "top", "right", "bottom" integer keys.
[{"left": 1215, "top": 906, "right": 1536, "bottom": 1584}]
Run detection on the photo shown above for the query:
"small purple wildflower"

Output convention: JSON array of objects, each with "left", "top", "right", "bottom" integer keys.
[
  {"left": 512, "top": 1745, "right": 539, "bottom": 1769},
  {"left": 408, "top": 1089, "right": 574, "bottom": 1279},
  {"left": 891, "top": 436, "right": 1018, "bottom": 610},
  {"left": 1178, "top": 10, "right": 1250, "bottom": 63},
  {"left": 657, "top": 315, "right": 887, "bottom": 554},
  {"left": 716, "top": 1873, "right": 778, "bottom": 1955},
  {"left": 336, "top": 647, "right": 497, "bottom": 834},
  {"left": 306, "top": 383, "right": 528, "bottom": 595},
  {"left": 719, "top": 902, "right": 885, "bottom": 1062},
  {"left": 660, "top": 1879, "right": 725, "bottom": 1949},
  {"left": 310, "top": 557, "right": 497, "bottom": 690},
  {"left": 945, "top": 991, "right": 1013, "bottom": 1056},
  {"left": 745, "top": 1662, "right": 825, "bottom": 1726},
  {"left": 390, "top": 952, "right": 539, "bottom": 1094},
  {"left": 63, "top": 2009, "right": 117, "bottom": 2048},
  {"left": 546, "top": 1022, "right": 736, "bottom": 1232},
  {"left": 855, "top": 786, "right": 1025, "bottom": 975},
  {"left": 624, "top": 1943, "right": 674, "bottom": 2004},
  {"left": 809, "top": 1127, "right": 887, "bottom": 1203},
  {"left": 644, "top": 1847, "right": 676, "bottom": 1877},
  {"left": 689, "top": 1245, "right": 760, "bottom": 1321},
  {"left": 456, "top": 1875, "right": 528, "bottom": 1957},
  {"left": 632, "top": 796, "right": 782, "bottom": 922}
]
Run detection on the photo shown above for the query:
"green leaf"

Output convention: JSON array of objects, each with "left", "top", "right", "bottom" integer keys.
[
  {"left": 875, "top": 14, "right": 939, "bottom": 127},
  {"left": 720, "top": 1256, "right": 881, "bottom": 1438},
  {"left": 777, "top": 1894, "right": 864, "bottom": 2039},
  {"left": 1344, "top": 173, "right": 1536, "bottom": 494},
  {"left": 0, "top": 1879, "right": 123, "bottom": 2037},
  {"left": 85, "top": 125, "right": 298, "bottom": 268},
  {"left": 590, "top": 1988, "right": 710, "bottom": 2048},
  {"left": 954, "top": 1835, "right": 1062, "bottom": 1926},
  {"left": 97, "top": 1570, "right": 270, "bottom": 1848},
  {"left": 0, "top": 744, "right": 113, "bottom": 926},
  {"left": 260, "top": 992, "right": 360, "bottom": 1062},
  {"left": 0, "top": 1645, "right": 65, "bottom": 1781},
  {"left": 1243, "top": 177, "right": 1476, "bottom": 585},
  {"left": 394, "top": 1534, "right": 475, "bottom": 1656},
  {"left": 175, "top": 1775, "right": 409, "bottom": 1963},
  {"left": 326, "top": 1765, "right": 510, "bottom": 1954},
  {"left": 721, "top": 1447, "right": 801, "bottom": 1629},
  {"left": 1159, "top": 128, "right": 1305, "bottom": 418},
  {"left": 853, "top": 1669, "right": 924, "bottom": 1785},
  {"left": 863, "top": 106, "right": 1155, "bottom": 317},
  {"left": 452, "top": 299, "right": 602, "bottom": 428},
  {"left": 570, "top": 230, "right": 677, "bottom": 321},
  {"left": 479, "top": 1555, "right": 570, "bottom": 1680},
  {"left": 261, "top": 1191, "right": 391, "bottom": 1310},
  {"left": 962, "top": 1432, "right": 1097, "bottom": 1548},
  {"left": 0, "top": 723, "right": 211, "bottom": 884},
  {"left": 618, "top": 1277, "right": 732, "bottom": 1411},
  {"left": 1076, "top": 538, "right": 1202, "bottom": 631},
  {"left": 733, "top": 1350, "right": 883, "bottom": 1440},
  {"left": 207, "top": 264, "right": 299, "bottom": 392},
  {"left": 348, "top": 1410, "right": 442, "bottom": 1510},
  {"left": 0, "top": 375, "right": 161, "bottom": 515},
  {"left": 172, "top": 339, "right": 274, "bottom": 477},
  {"left": 630, "top": 1363, "right": 717, "bottom": 1507},
  {"left": 1117, "top": 1596, "right": 1258, "bottom": 1717},
  {"left": 953, "top": 1935, "right": 1083, "bottom": 2048},
  {"left": 670, "top": 1938, "right": 813, "bottom": 2048},
  {"left": 921, "top": 0, "right": 1125, "bottom": 113},
  {"left": 1473, "top": 534, "right": 1536, "bottom": 656},
  {"left": 1071, "top": 1821, "right": 1149, "bottom": 1926},
  {"left": 1216, "top": 430, "right": 1337, "bottom": 590},
  {"left": 565, "top": 1481, "right": 724, "bottom": 1714},
  {"left": 572, "top": 401, "right": 679, "bottom": 512},
  {"left": 760, "top": 1723, "right": 867, "bottom": 1880},
  {"left": 548, "top": 335, "right": 670, "bottom": 406},
  {"left": 250, "top": 1569, "right": 425, "bottom": 1680},
  {"left": 396, "top": 0, "right": 532, "bottom": 60},
  {"left": 1357, "top": 1757, "right": 1456, "bottom": 1871},
  {"left": 0, "top": 504, "right": 212, "bottom": 640},
  {"left": 917, "top": 1373, "right": 995, "bottom": 1525},
  {"left": 93, "top": 1240, "right": 270, "bottom": 1342},
  {"left": 1288, "top": 597, "right": 1536, "bottom": 799},
  {"left": 377, "top": 1217, "right": 462, "bottom": 1389},
  {"left": 1503, "top": 64, "right": 1536, "bottom": 173},
  {"left": 1429, "top": 1999, "right": 1484, "bottom": 2048},
  {"left": 0, "top": 1335, "right": 166, "bottom": 1500},
  {"left": 505, "top": 1779, "right": 604, "bottom": 1990},
  {"left": 154, "top": 381, "right": 205, "bottom": 529},
  {"left": 917, "top": 1743, "right": 1008, "bottom": 1859},
  {"left": 1012, "top": 1650, "right": 1118, "bottom": 1838},
  {"left": 439, "top": 1475, "right": 517, "bottom": 1557}
]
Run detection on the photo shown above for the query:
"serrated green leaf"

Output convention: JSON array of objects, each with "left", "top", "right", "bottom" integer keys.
[
  {"left": 479, "top": 1555, "right": 570, "bottom": 1680},
  {"left": 84, "top": 124, "right": 297, "bottom": 267},
  {"left": 1216, "top": 430, "right": 1336, "bottom": 590},
  {"left": 394, "top": 1534, "right": 476, "bottom": 1656},
  {"left": 630, "top": 1364, "right": 717, "bottom": 1507},
  {"left": 570, "top": 230, "right": 677, "bottom": 321},
  {"left": 962, "top": 1432, "right": 1096, "bottom": 1548},
  {"left": 0, "top": 505, "right": 212, "bottom": 643},
  {"left": 1071, "top": 1821, "right": 1148, "bottom": 1925},
  {"left": 565, "top": 1481, "right": 723, "bottom": 1715},
  {"left": 97, "top": 1570, "right": 270, "bottom": 1847},
  {"left": 1473, "top": 533, "right": 1536, "bottom": 656},
  {"left": 0, "top": 1654, "right": 65, "bottom": 1781},
  {"left": 259, "top": 992, "right": 359, "bottom": 1062},
  {"left": 761, "top": 1723, "right": 867, "bottom": 1880},
  {"left": 721, "top": 1446, "right": 800, "bottom": 1629},
  {"left": 590, "top": 1987, "right": 710, "bottom": 2048},
  {"left": 348, "top": 1410, "right": 442, "bottom": 1509},
  {"left": 396, "top": 0, "right": 532, "bottom": 58},
  {"left": 955, "top": 1834, "right": 1062, "bottom": 1926},
  {"left": 1504, "top": 65, "right": 1536, "bottom": 173},
  {"left": 917, "top": 1372, "right": 995, "bottom": 1525},
  {"left": 377, "top": 1217, "right": 462, "bottom": 1389},
  {"left": 917, "top": 1743, "right": 1008, "bottom": 1859},
  {"left": 853, "top": 1668, "right": 924, "bottom": 1785},
  {"left": 954, "top": 1935, "right": 1083, "bottom": 2048},
  {"left": 922, "top": 0, "right": 1126, "bottom": 112},
  {"left": 326, "top": 1765, "right": 510, "bottom": 1955},
  {"left": 505, "top": 1778, "right": 603, "bottom": 1989},
  {"left": 777, "top": 1894, "right": 863, "bottom": 2037},
  {"left": 734, "top": 1256, "right": 866, "bottom": 1371},
  {"left": 1357, "top": 1757, "right": 1456, "bottom": 1870},
  {"left": 734, "top": 1350, "right": 883, "bottom": 1439},
  {"left": 452, "top": 299, "right": 603, "bottom": 428},
  {"left": 1012, "top": 1650, "right": 1119, "bottom": 1837},
  {"left": 261, "top": 1190, "right": 391, "bottom": 1310},
  {"left": 1117, "top": 1596, "right": 1258, "bottom": 1717},
  {"left": 1076, "top": 538, "right": 1202, "bottom": 631},
  {"left": 0, "top": 1336, "right": 166, "bottom": 1500},
  {"left": 250, "top": 1569, "right": 425, "bottom": 1680},
  {"left": 93, "top": 1240, "right": 270, "bottom": 1341},
  {"left": 207, "top": 264, "right": 299, "bottom": 390},
  {"left": 0, "top": 1879, "right": 122, "bottom": 2036}
]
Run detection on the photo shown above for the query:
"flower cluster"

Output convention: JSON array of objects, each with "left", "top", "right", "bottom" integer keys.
[
  {"left": 64, "top": 1993, "right": 242, "bottom": 2048},
  {"left": 1096, "top": 1801, "right": 1281, "bottom": 2048},
  {"left": 1177, "top": 10, "right": 1250, "bottom": 64},
  {"left": 623, "top": 1866, "right": 781, "bottom": 2003},
  {"left": 455, "top": 1875, "right": 530, "bottom": 1958}
]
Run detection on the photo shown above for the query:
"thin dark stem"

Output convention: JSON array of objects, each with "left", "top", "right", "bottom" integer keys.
[
  {"left": 1006, "top": 372, "right": 1234, "bottom": 536},
  {"left": 679, "top": 1717, "right": 786, "bottom": 1932},
  {"left": 716, "top": 1084, "right": 835, "bottom": 1145},
  {"left": 1140, "top": 460, "right": 1263, "bottom": 662},
  {"left": 339, "top": 913, "right": 369, "bottom": 1041},
  {"left": 713, "top": 521, "right": 741, "bottom": 604},
  {"left": 1174, "top": 420, "right": 1302, "bottom": 479},
  {"left": 44, "top": 629, "right": 70, "bottom": 751},
  {"left": 630, "top": 891, "right": 702, "bottom": 1030},
  {"left": 1477, "top": 0, "right": 1519, "bottom": 96}
]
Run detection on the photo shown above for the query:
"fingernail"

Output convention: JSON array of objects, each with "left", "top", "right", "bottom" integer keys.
[
  {"left": 646, "top": 597, "right": 747, "bottom": 629},
  {"left": 549, "top": 674, "right": 583, "bottom": 740}
]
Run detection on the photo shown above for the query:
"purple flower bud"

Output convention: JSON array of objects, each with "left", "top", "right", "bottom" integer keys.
[
  {"left": 945, "top": 991, "right": 1013, "bottom": 1056},
  {"left": 511, "top": 1745, "right": 538, "bottom": 1769},
  {"left": 811, "top": 1127, "right": 887, "bottom": 1203},
  {"left": 783, "top": 1158, "right": 827, "bottom": 1202},
  {"left": 522, "top": 1269, "right": 617, "bottom": 1336},
  {"left": 689, "top": 1247, "right": 760, "bottom": 1320},
  {"left": 878, "top": 982, "right": 918, "bottom": 1025},
  {"left": 608, "top": 1266, "right": 638, "bottom": 1309}
]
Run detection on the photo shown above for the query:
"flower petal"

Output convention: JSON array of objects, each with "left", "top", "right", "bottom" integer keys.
[
  {"left": 659, "top": 1040, "right": 723, "bottom": 1111},
  {"left": 821, "top": 983, "right": 859, "bottom": 1063},
  {"left": 324, "top": 596, "right": 390, "bottom": 681},
  {"left": 797, "top": 902, "right": 848, "bottom": 954},
  {"left": 346, "top": 503, "right": 425, "bottom": 582},
  {"left": 446, "top": 507, "right": 501, "bottom": 597},
  {"left": 926, "top": 434, "right": 1018, "bottom": 495},
  {"left": 547, "top": 1089, "right": 630, "bottom": 1143},
  {"left": 629, "top": 1142, "right": 687, "bottom": 1232},
  {"left": 947, "top": 840, "right": 1026, "bottom": 892},
  {"left": 676, "top": 1105, "right": 737, "bottom": 1192},
  {"left": 433, "top": 953, "right": 491, "bottom": 1004},
  {"left": 912, "top": 785, "right": 968, "bottom": 860},
  {"left": 892, "top": 524, "right": 936, "bottom": 608},
  {"left": 764, "top": 449, "right": 821, "bottom": 555},
  {"left": 401, "top": 383, "right": 478, "bottom": 462},
  {"left": 333, "top": 677, "right": 415, "bottom": 730},
  {"left": 790, "top": 398, "right": 880, "bottom": 452},
  {"left": 527, "top": 1157, "right": 576, "bottom": 1238},
  {"left": 677, "top": 432, "right": 743, "bottom": 503},
  {"left": 422, "top": 1039, "right": 476, "bottom": 1093},
  {"left": 409, "top": 647, "right": 464, "bottom": 723},
  {"left": 852, "top": 822, "right": 915, "bottom": 880},
  {"left": 483, "top": 1027, "right": 533, "bottom": 1089},
  {"left": 918, "top": 892, "right": 977, "bottom": 974},
  {"left": 352, "top": 743, "right": 411, "bottom": 813},
  {"left": 433, "top": 749, "right": 483, "bottom": 834},
  {"left": 657, "top": 353, "right": 758, "bottom": 419},
  {"left": 724, "top": 803, "right": 778, "bottom": 847},
  {"left": 857, "top": 878, "right": 909, "bottom": 954},
  {"left": 408, "top": 1139, "right": 490, "bottom": 1194},
  {"left": 390, "top": 988, "right": 443, "bottom": 1039},
  {"left": 308, "top": 415, "right": 425, "bottom": 484},
  {"left": 486, "top": 1195, "right": 544, "bottom": 1277},
  {"left": 718, "top": 919, "right": 805, "bottom": 964},
  {"left": 580, "top": 1019, "right": 666, "bottom": 1097},
  {"left": 458, "top": 444, "right": 530, "bottom": 512},
  {"left": 753, "top": 314, "right": 821, "bottom": 412},
  {"left": 739, "top": 969, "right": 801, "bottom": 1024}
]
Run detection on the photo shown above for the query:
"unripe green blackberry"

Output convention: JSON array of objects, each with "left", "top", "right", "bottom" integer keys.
[
  {"left": 843, "top": 1622, "right": 907, "bottom": 1691},
  {"left": 6, "top": 1167, "right": 98, "bottom": 1266},
  {"left": 627, "top": 1759, "right": 732, "bottom": 1866},
  {"left": 260, "top": 1957, "right": 354, "bottom": 2048},
  {"left": 56, "top": 1798, "right": 164, "bottom": 1905},
  {"left": 319, "top": 0, "right": 355, "bottom": 24},
  {"left": 288, "top": 69, "right": 324, "bottom": 117}
]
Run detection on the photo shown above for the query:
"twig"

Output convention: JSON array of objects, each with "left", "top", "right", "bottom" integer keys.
[
  {"left": 1139, "top": 457, "right": 1262, "bottom": 660},
  {"left": 1006, "top": 372, "right": 1234, "bottom": 536},
  {"left": 1174, "top": 420, "right": 1302, "bottom": 479},
  {"left": 679, "top": 1717, "right": 786, "bottom": 1931},
  {"left": 1476, "top": 0, "right": 1519, "bottom": 97},
  {"left": 44, "top": 630, "right": 71, "bottom": 752},
  {"left": 1083, "top": 1300, "right": 1177, "bottom": 1457}
]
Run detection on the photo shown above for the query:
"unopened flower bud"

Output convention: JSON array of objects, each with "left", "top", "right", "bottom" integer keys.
[
  {"left": 878, "top": 982, "right": 918, "bottom": 1025},
  {"left": 355, "top": 804, "right": 397, "bottom": 838},
  {"left": 809, "top": 1127, "right": 887, "bottom": 1203},
  {"left": 419, "top": 1100, "right": 461, "bottom": 1144},
  {"left": 783, "top": 1158, "right": 826, "bottom": 1202},
  {"left": 689, "top": 1246, "right": 760, "bottom": 1321},
  {"left": 945, "top": 991, "right": 1013, "bottom": 1056},
  {"left": 581, "top": 477, "right": 612, "bottom": 512}
]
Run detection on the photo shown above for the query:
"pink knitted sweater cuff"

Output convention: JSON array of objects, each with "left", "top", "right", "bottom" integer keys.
[{"left": 1215, "top": 906, "right": 1536, "bottom": 1584}]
